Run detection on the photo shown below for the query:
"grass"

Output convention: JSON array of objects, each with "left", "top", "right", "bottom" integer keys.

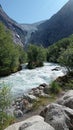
[{"left": 32, "top": 96, "right": 56, "bottom": 110}]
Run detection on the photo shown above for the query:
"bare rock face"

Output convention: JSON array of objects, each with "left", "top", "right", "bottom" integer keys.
[
  {"left": 29, "top": 0, "right": 73, "bottom": 47},
  {"left": 1, "top": 0, "right": 73, "bottom": 47},
  {"left": 57, "top": 90, "right": 73, "bottom": 109},
  {"left": 0, "top": 5, "right": 26, "bottom": 46},
  {"left": 42, "top": 103, "right": 73, "bottom": 130},
  {"left": 4, "top": 115, "right": 55, "bottom": 130}
]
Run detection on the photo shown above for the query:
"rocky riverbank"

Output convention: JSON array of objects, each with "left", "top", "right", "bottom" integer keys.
[
  {"left": 5, "top": 89, "right": 73, "bottom": 130},
  {"left": 4, "top": 71, "right": 73, "bottom": 130},
  {"left": 9, "top": 83, "right": 55, "bottom": 119}
]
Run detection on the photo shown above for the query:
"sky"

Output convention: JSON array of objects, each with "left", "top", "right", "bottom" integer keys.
[{"left": 0, "top": 0, "right": 69, "bottom": 24}]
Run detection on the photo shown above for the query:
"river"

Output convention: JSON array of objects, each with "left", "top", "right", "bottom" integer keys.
[{"left": 0, "top": 63, "right": 65, "bottom": 96}]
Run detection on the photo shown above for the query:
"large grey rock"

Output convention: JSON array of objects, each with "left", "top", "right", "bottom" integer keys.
[
  {"left": 41, "top": 103, "right": 73, "bottom": 130},
  {"left": 4, "top": 115, "right": 54, "bottom": 130},
  {"left": 13, "top": 109, "right": 23, "bottom": 117},
  {"left": 57, "top": 90, "right": 73, "bottom": 109},
  {"left": 23, "top": 94, "right": 38, "bottom": 102}
]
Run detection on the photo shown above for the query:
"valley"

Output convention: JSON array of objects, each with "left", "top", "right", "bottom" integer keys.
[{"left": 0, "top": 0, "right": 73, "bottom": 130}]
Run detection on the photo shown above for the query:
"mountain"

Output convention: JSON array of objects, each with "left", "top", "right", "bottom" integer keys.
[
  {"left": 0, "top": 4, "right": 26, "bottom": 46},
  {"left": 20, "top": 21, "right": 45, "bottom": 45},
  {"left": 0, "top": 0, "right": 73, "bottom": 47},
  {"left": 0, "top": 4, "right": 44, "bottom": 46},
  {"left": 29, "top": 0, "right": 73, "bottom": 47}
]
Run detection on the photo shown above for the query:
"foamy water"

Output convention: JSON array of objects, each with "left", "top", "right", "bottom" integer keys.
[{"left": 0, "top": 63, "right": 65, "bottom": 96}]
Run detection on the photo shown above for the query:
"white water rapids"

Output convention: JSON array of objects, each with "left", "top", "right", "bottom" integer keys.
[{"left": 0, "top": 63, "right": 65, "bottom": 96}]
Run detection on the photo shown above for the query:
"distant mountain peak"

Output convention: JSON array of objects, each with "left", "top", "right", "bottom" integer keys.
[
  {"left": 0, "top": 0, "right": 73, "bottom": 47},
  {"left": 29, "top": 0, "right": 73, "bottom": 47}
]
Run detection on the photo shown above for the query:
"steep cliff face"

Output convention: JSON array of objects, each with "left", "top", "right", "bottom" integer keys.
[
  {"left": 0, "top": 5, "right": 26, "bottom": 46},
  {"left": 29, "top": 0, "right": 73, "bottom": 47},
  {"left": 0, "top": 0, "right": 73, "bottom": 47},
  {"left": 0, "top": 5, "right": 44, "bottom": 46}
]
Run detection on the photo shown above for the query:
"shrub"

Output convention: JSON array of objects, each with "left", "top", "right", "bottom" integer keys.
[
  {"left": 27, "top": 44, "right": 46, "bottom": 69},
  {"left": 50, "top": 81, "right": 62, "bottom": 94},
  {"left": 0, "top": 84, "right": 15, "bottom": 130}
]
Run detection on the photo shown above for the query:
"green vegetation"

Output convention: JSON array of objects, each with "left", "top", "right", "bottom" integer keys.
[
  {"left": 17, "top": 45, "right": 27, "bottom": 64},
  {"left": 47, "top": 35, "right": 73, "bottom": 72},
  {"left": 55, "top": 71, "right": 73, "bottom": 90},
  {"left": 58, "top": 45, "right": 73, "bottom": 72},
  {"left": 65, "top": 79, "right": 73, "bottom": 89},
  {"left": 27, "top": 44, "right": 46, "bottom": 69},
  {"left": 0, "top": 85, "right": 15, "bottom": 130},
  {"left": 0, "top": 23, "right": 27, "bottom": 76},
  {"left": 47, "top": 35, "right": 73, "bottom": 93},
  {"left": 32, "top": 96, "right": 56, "bottom": 110},
  {"left": 0, "top": 22, "right": 73, "bottom": 83},
  {"left": 0, "top": 22, "right": 47, "bottom": 75},
  {"left": 50, "top": 81, "right": 62, "bottom": 94},
  {"left": 47, "top": 37, "right": 71, "bottom": 63}
]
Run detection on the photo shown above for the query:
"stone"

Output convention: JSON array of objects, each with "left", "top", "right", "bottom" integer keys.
[
  {"left": 42, "top": 103, "right": 73, "bottom": 130},
  {"left": 28, "top": 90, "right": 34, "bottom": 95},
  {"left": 22, "top": 99, "right": 29, "bottom": 106},
  {"left": 52, "top": 67, "right": 61, "bottom": 71},
  {"left": 33, "top": 88, "right": 40, "bottom": 96},
  {"left": 23, "top": 94, "right": 38, "bottom": 102},
  {"left": 38, "top": 86, "right": 44, "bottom": 90},
  {"left": 39, "top": 83, "right": 48, "bottom": 88},
  {"left": 4, "top": 115, "right": 55, "bottom": 130},
  {"left": 13, "top": 109, "right": 23, "bottom": 117},
  {"left": 39, "top": 92, "right": 50, "bottom": 98},
  {"left": 21, "top": 99, "right": 33, "bottom": 112},
  {"left": 44, "top": 86, "right": 50, "bottom": 94},
  {"left": 57, "top": 90, "right": 73, "bottom": 109}
]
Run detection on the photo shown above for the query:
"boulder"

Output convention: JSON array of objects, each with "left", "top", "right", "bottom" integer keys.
[
  {"left": 42, "top": 103, "right": 73, "bottom": 130},
  {"left": 39, "top": 92, "right": 50, "bottom": 98},
  {"left": 38, "top": 86, "right": 44, "bottom": 90},
  {"left": 20, "top": 99, "right": 32, "bottom": 113},
  {"left": 57, "top": 90, "right": 73, "bottom": 109},
  {"left": 52, "top": 67, "right": 61, "bottom": 71},
  {"left": 13, "top": 109, "right": 23, "bottom": 117},
  {"left": 44, "top": 86, "right": 50, "bottom": 94},
  {"left": 33, "top": 88, "right": 40, "bottom": 96},
  {"left": 39, "top": 83, "right": 48, "bottom": 88},
  {"left": 4, "top": 115, "right": 55, "bottom": 130},
  {"left": 23, "top": 94, "right": 38, "bottom": 102}
]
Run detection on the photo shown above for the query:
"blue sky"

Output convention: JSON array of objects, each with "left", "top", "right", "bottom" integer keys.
[{"left": 0, "top": 0, "right": 68, "bottom": 24}]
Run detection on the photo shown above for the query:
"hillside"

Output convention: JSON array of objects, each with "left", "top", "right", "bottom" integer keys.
[
  {"left": 0, "top": 1, "right": 73, "bottom": 47},
  {"left": 0, "top": 5, "right": 26, "bottom": 46},
  {"left": 29, "top": 0, "right": 73, "bottom": 47}
]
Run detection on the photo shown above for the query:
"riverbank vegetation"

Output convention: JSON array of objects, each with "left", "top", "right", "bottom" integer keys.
[
  {"left": 47, "top": 35, "right": 73, "bottom": 93},
  {"left": 0, "top": 85, "right": 15, "bottom": 130},
  {"left": 0, "top": 22, "right": 73, "bottom": 77},
  {"left": 27, "top": 44, "right": 46, "bottom": 69},
  {"left": 0, "top": 23, "right": 27, "bottom": 76},
  {"left": 47, "top": 35, "right": 73, "bottom": 73},
  {"left": 0, "top": 22, "right": 73, "bottom": 128}
]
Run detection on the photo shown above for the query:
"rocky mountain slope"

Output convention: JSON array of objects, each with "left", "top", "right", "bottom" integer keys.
[
  {"left": 20, "top": 21, "right": 45, "bottom": 45},
  {"left": 0, "top": 0, "right": 73, "bottom": 47},
  {"left": 29, "top": 0, "right": 73, "bottom": 47},
  {"left": 0, "top": 5, "right": 26, "bottom": 46},
  {"left": 0, "top": 5, "right": 44, "bottom": 46}
]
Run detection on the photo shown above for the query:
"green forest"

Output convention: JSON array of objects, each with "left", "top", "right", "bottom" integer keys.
[
  {"left": 0, "top": 23, "right": 27, "bottom": 76},
  {"left": 0, "top": 22, "right": 73, "bottom": 130},
  {"left": 0, "top": 22, "right": 73, "bottom": 76}
]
